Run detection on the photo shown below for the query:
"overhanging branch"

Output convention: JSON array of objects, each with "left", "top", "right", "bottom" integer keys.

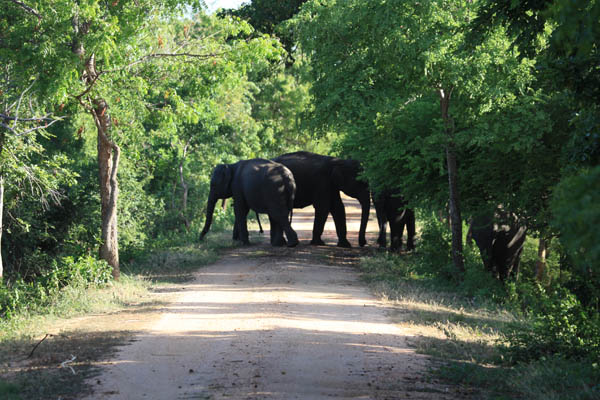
[{"left": 9, "top": 0, "right": 41, "bottom": 19}]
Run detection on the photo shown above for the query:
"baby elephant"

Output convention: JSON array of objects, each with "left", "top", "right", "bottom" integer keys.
[
  {"left": 200, "top": 158, "right": 298, "bottom": 247},
  {"left": 373, "top": 190, "right": 415, "bottom": 252}
]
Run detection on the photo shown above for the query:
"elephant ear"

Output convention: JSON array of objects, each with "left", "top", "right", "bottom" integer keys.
[
  {"left": 212, "top": 164, "right": 233, "bottom": 195},
  {"left": 331, "top": 159, "right": 363, "bottom": 190}
]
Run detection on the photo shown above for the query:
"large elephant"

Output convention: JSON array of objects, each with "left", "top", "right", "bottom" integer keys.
[
  {"left": 467, "top": 210, "right": 526, "bottom": 280},
  {"left": 373, "top": 190, "right": 415, "bottom": 252},
  {"left": 273, "top": 151, "right": 370, "bottom": 247},
  {"left": 200, "top": 158, "right": 298, "bottom": 247}
]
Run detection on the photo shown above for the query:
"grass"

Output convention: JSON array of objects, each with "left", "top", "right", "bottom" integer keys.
[
  {"left": 0, "top": 231, "right": 234, "bottom": 400},
  {"left": 358, "top": 250, "right": 600, "bottom": 400}
]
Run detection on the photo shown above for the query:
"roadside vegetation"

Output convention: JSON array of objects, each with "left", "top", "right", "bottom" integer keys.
[
  {"left": 1, "top": 0, "right": 599, "bottom": 399},
  {"left": 0, "top": 225, "right": 237, "bottom": 400},
  {"left": 359, "top": 215, "right": 600, "bottom": 400}
]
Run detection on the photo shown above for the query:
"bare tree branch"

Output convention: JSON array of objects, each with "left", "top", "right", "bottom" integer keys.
[
  {"left": 13, "top": 80, "right": 35, "bottom": 130},
  {"left": 0, "top": 113, "right": 55, "bottom": 122},
  {"left": 8, "top": 0, "right": 41, "bottom": 19},
  {"left": 101, "top": 50, "right": 229, "bottom": 74},
  {"left": 1, "top": 116, "right": 65, "bottom": 136}
]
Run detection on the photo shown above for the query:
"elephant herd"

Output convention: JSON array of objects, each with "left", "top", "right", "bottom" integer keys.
[
  {"left": 199, "top": 151, "right": 414, "bottom": 251},
  {"left": 199, "top": 151, "right": 527, "bottom": 280}
]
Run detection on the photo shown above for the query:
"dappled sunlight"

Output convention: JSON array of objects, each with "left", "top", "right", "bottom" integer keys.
[{"left": 81, "top": 195, "right": 453, "bottom": 400}]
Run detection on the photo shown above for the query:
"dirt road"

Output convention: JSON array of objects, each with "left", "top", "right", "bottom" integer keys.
[{"left": 86, "top": 198, "right": 448, "bottom": 399}]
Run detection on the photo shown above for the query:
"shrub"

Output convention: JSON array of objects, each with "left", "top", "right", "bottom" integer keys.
[
  {"left": 414, "top": 214, "right": 455, "bottom": 281},
  {"left": 502, "top": 287, "right": 600, "bottom": 363},
  {"left": 360, "top": 252, "right": 415, "bottom": 282},
  {"left": 0, "top": 256, "right": 111, "bottom": 320},
  {"left": 551, "top": 166, "right": 600, "bottom": 277}
]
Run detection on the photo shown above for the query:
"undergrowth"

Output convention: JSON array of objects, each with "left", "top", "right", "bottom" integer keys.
[
  {"left": 359, "top": 217, "right": 600, "bottom": 400},
  {"left": 0, "top": 227, "right": 234, "bottom": 400}
]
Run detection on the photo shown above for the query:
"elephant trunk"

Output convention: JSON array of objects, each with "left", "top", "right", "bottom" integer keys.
[
  {"left": 358, "top": 191, "right": 370, "bottom": 247},
  {"left": 200, "top": 192, "right": 218, "bottom": 240}
]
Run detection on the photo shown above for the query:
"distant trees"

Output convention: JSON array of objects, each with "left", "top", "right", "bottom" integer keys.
[
  {"left": 293, "top": 0, "right": 540, "bottom": 276},
  {"left": 290, "top": 0, "right": 598, "bottom": 291},
  {"left": 0, "top": 1, "right": 290, "bottom": 281}
]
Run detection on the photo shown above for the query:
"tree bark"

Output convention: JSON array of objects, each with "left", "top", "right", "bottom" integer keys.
[
  {"left": 0, "top": 129, "right": 5, "bottom": 279},
  {"left": 85, "top": 55, "right": 120, "bottom": 280},
  {"left": 535, "top": 237, "right": 549, "bottom": 282},
  {"left": 94, "top": 98, "right": 120, "bottom": 280},
  {"left": 439, "top": 88, "right": 465, "bottom": 274},
  {"left": 178, "top": 140, "right": 191, "bottom": 230},
  {"left": 0, "top": 174, "right": 4, "bottom": 279}
]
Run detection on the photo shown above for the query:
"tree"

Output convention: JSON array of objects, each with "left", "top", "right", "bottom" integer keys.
[
  {"left": 220, "top": 0, "right": 308, "bottom": 64},
  {"left": 469, "top": 0, "right": 599, "bottom": 291},
  {"left": 1, "top": 1, "right": 280, "bottom": 279},
  {"left": 0, "top": 74, "right": 70, "bottom": 278},
  {"left": 292, "top": 0, "right": 537, "bottom": 276}
]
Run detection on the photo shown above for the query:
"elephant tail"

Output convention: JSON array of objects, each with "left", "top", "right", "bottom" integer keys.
[
  {"left": 282, "top": 167, "right": 296, "bottom": 217},
  {"left": 289, "top": 208, "right": 294, "bottom": 224}
]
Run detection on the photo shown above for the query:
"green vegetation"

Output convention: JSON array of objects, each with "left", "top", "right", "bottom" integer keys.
[
  {"left": 1, "top": 0, "right": 599, "bottom": 398},
  {"left": 0, "top": 230, "right": 233, "bottom": 400},
  {"left": 359, "top": 215, "right": 600, "bottom": 399}
]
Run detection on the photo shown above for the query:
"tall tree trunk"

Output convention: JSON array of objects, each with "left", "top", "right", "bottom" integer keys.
[
  {"left": 94, "top": 98, "right": 120, "bottom": 280},
  {"left": 0, "top": 130, "right": 5, "bottom": 279},
  {"left": 178, "top": 140, "right": 191, "bottom": 230},
  {"left": 439, "top": 87, "right": 465, "bottom": 274},
  {"left": 0, "top": 175, "right": 4, "bottom": 279},
  {"left": 85, "top": 55, "right": 120, "bottom": 280},
  {"left": 536, "top": 237, "right": 549, "bottom": 282}
]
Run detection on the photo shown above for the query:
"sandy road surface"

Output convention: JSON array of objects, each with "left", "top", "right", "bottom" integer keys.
[{"left": 86, "top": 198, "right": 449, "bottom": 399}]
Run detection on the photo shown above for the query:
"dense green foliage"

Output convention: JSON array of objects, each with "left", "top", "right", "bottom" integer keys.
[
  {"left": 284, "top": 0, "right": 600, "bottom": 393},
  {"left": 1, "top": 0, "right": 599, "bottom": 396},
  {"left": 0, "top": 2, "right": 310, "bottom": 316}
]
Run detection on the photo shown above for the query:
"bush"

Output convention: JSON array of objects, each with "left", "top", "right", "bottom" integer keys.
[
  {"left": 0, "top": 256, "right": 111, "bottom": 320},
  {"left": 360, "top": 252, "right": 416, "bottom": 282},
  {"left": 461, "top": 245, "right": 507, "bottom": 303},
  {"left": 503, "top": 287, "right": 600, "bottom": 363},
  {"left": 551, "top": 166, "right": 600, "bottom": 277},
  {"left": 509, "top": 355, "right": 600, "bottom": 400},
  {"left": 414, "top": 214, "right": 455, "bottom": 281}
]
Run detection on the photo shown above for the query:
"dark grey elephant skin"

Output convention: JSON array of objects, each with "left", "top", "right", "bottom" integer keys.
[
  {"left": 373, "top": 190, "right": 415, "bottom": 252},
  {"left": 273, "top": 152, "right": 370, "bottom": 247},
  {"left": 200, "top": 158, "right": 298, "bottom": 247},
  {"left": 468, "top": 211, "right": 526, "bottom": 280}
]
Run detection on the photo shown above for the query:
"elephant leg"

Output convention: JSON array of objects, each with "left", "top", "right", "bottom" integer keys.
[
  {"left": 377, "top": 220, "right": 387, "bottom": 248},
  {"left": 272, "top": 212, "right": 298, "bottom": 248},
  {"left": 374, "top": 198, "right": 387, "bottom": 247},
  {"left": 232, "top": 221, "right": 239, "bottom": 241},
  {"left": 256, "top": 212, "right": 264, "bottom": 234},
  {"left": 268, "top": 214, "right": 286, "bottom": 247},
  {"left": 311, "top": 201, "right": 328, "bottom": 246},
  {"left": 389, "top": 210, "right": 403, "bottom": 252},
  {"left": 330, "top": 191, "right": 351, "bottom": 248},
  {"left": 405, "top": 209, "right": 416, "bottom": 251},
  {"left": 233, "top": 200, "right": 250, "bottom": 245}
]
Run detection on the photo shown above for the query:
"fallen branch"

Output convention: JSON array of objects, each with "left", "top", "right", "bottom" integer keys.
[{"left": 27, "top": 333, "right": 52, "bottom": 358}]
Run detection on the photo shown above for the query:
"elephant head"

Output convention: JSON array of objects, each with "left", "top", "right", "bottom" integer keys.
[
  {"left": 200, "top": 164, "right": 233, "bottom": 240},
  {"left": 331, "top": 159, "right": 371, "bottom": 247}
]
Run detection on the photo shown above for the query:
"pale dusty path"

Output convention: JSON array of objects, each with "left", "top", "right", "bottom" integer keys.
[{"left": 86, "top": 198, "right": 448, "bottom": 399}]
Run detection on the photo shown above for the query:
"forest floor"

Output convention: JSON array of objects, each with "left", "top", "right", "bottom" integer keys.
[{"left": 3, "top": 197, "right": 463, "bottom": 399}]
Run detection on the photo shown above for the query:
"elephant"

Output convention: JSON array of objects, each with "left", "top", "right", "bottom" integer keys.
[
  {"left": 273, "top": 151, "right": 370, "bottom": 247},
  {"left": 467, "top": 210, "right": 527, "bottom": 280},
  {"left": 221, "top": 199, "right": 264, "bottom": 233},
  {"left": 199, "top": 158, "right": 298, "bottom": 247},
  {"left": 373, "top": 190, "right": 415, "bottom": 252}
]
